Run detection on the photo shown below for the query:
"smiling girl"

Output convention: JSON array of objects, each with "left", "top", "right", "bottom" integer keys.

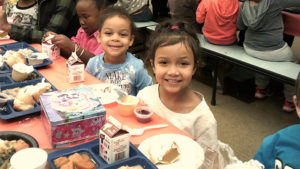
[
  {"left": 85, "top": 6, "right": 152, "bottom": 96},
  {"left": 137, "top": 19, "right": 218, "bottom": 150}
]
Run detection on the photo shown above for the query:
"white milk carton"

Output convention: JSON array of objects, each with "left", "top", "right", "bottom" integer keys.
[
  {"left": 42, "top": 34, "right": 60, "bottom": 60},
  {"left": 66, "top": 52, "right": 84, "bottom": 83},
  {"left": 99, "top": 116, "right": 130, "bottom": 164}
]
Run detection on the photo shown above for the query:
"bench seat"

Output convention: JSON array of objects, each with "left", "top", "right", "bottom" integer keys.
[{"left": 197, "top": 34, "right": 300, "bottom": 105}]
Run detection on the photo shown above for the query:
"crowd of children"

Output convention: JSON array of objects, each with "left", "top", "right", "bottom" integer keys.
[{"left": 1, "top": 0, "right": 300, "bottom": 168}]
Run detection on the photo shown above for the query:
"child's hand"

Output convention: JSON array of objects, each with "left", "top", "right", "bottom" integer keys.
[
  {"left": 0, "top": 8, "right": 9, "bottom": 32},
  {"left": 51, "top": 34, "right": 75, "bottom": 54},
  {"left": 42, "top": 31, "right": 56, "bottom": 42}
]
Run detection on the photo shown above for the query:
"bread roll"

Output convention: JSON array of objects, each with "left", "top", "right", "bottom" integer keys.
[
  {"left": 13, "top": 89, "right": 34, "bottom": 111},
  {"left": 6, "top": 53, "right": 26, "bottom": 68}
]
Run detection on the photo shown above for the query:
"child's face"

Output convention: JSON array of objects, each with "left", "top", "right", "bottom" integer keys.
[
  {"left": 152, "top": 42, "right": 196, "bottom": 94},
  {"left": 97, "top": 15, "right": 134, "bottom": 64},
  {"left": 293, "top": 96, "right": 300, "bottom": 118},
  {"left": 76, "top": 0, "right": 101, "bottom": 35}
]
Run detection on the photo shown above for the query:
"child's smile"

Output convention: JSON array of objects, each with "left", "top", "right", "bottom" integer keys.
[
  {"left": 153, "top": 42, "right": 196, "bottom": 93},
  {"left": 98, "top": 15, "right": 134, "bottom": 64}
]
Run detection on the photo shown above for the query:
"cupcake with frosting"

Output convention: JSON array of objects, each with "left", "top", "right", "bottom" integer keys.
[{"left": 12, "top": 63, "right": 34, "bottom": 82}]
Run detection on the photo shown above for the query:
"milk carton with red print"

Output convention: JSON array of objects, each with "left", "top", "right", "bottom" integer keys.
[
  {"left": 66, "top": 52, "right": 85, "bottom": 83},
  {"left": 42, "top": 34, "right": 60, "bottom": 60},
  {"left": 99, "top": 116, "right": 130, "bottom": 164}
]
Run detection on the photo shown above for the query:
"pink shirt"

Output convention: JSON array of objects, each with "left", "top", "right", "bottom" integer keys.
[{"left": 71, "top": 27, "right": 104, "bottom": 55}]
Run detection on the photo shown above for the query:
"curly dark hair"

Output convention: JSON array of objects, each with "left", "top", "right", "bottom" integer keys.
[
  {"left": 77, "top": 0, "right": 117, "bottom": 10},
  {"left": 98, "top": 6, "right": 136, "bottom": 36}
]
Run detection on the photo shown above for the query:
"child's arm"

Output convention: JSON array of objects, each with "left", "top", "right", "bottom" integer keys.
[
  {"left": 51, "top": 34, "right": 75, "bottom": 56},
  {"left": 196, "top": 0, "right": 207, "bottom": 24},
  {"left": 253, "top": 133, "right": 278, "bottom": 169},
  {"left": 236, "top": 8, "right": 247, "bottom": 30},
  {"left": 135, "top": 65, "right": 153, "bottom": 94},
  {"left": 52, "top": 34, "right": 95, "bottom": 64},
  {"left": 3, "top": 0, "right": 76, "bottom": 43}
]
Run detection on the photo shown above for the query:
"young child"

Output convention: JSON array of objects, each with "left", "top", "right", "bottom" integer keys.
[
  {"left": 253, "top": 72, "right": 300, "bottom": 169},
  {"left": 46, "top": 0, "right": 116, "bottom": 64},
  {"left": 237, "top": 0, "right": 300, "bottom": 112},
  {"left": 6, "top": 0, "right": 38, "bottom": 28},
  {"left": 86, "top": 6, "right": 153, "bottom": 96},
  {"left": 114, "top": 0, "right": 152, "bottom": 22},
  {"left": 137, "top": 19, "right": 218, "bottom": 150},
  {"left": 196, "top": 0, "right": 240, "bottom": 45}
]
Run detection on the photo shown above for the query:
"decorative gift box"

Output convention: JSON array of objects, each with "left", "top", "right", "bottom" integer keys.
[{"left": 40, "top": 86, "right": 106, "bottom": 148}]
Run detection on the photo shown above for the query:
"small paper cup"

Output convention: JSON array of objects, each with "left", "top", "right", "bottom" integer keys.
[
  {"left": 117, "top": 95, "right": 139, "bottom": 116},
  {"left": 0, "top": 93, "right": 10, "bottom": 108},
  {"left": 11, "top": 63, "right": 33, "bottom": 82},
  {"left": 10, "top": 148, "right": 48, "bottom": 169},
  {"left": 11, "top": 69, "right": 29, "bottom": 82},
  {"left": 134, "top": 106, "right": 154, "bottom": 123}
]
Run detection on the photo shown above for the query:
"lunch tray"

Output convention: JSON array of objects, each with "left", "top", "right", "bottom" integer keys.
[
  {"left": 48, "top": 139, "right": 158, "bottom": 169},
  {"left": 0, "top": 78, "right": 57, "bottom": 120},
  {"left": 0, "top": 69, "right": 44, "bottom": 87},
  {"left": 0, "top": 42, "right": 52, "bottom": 73}
]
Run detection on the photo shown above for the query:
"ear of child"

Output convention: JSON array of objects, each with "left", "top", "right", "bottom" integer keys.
[{"left": 293, "top": 95, "right": 300, "bottom": 118}]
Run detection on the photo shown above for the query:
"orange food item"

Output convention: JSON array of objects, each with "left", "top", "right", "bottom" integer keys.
[
  {"left": 54, "top": 156, "right": 69, "bottom": 168},
  {"left": 81, "top": 153, "right": 90, "bottom": 161},
  {"left": 60, "top": 160, "right": 74, "bottom": 169},
  {"left": 13, "top": 139, "right": 29, "bottom": 152},
  {"left": 75, "top": 159, "right": 96, "bottom": 169},
  {"left": 54, "top": 153, "right": 96, "bottom": 169}
]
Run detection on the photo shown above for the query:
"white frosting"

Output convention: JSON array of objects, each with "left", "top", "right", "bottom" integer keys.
[
  {"left": 3, "top": 50, "right": 16, "bottom": 61},
  {"left": 12, "top": 63, "right": 34, "bottom": 74},
  {"left": 30, "top": 53, "right": 48, "bottom": 60},
  {"left": 18, "top": 49, "right": 33, "bottom": 58}
]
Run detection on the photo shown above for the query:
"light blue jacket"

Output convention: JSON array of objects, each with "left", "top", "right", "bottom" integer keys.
[{"left": 86, "top": 52, "right": 153, "bottom": 96}]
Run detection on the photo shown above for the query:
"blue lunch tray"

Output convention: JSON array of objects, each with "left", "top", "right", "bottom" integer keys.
[
  {"left": 0, "top": 42, "right": 52, "bottom": 74},
  {"left": 0, "top": 77, "right": 57, "bottom": 120},
  {"left": 48, "top": 139, "right": 158, "bottom": 169}
]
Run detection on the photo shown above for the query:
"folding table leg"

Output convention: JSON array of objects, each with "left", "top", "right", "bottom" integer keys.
[{"left": 211, "top": 59, "right": 218, "bottom": 106}]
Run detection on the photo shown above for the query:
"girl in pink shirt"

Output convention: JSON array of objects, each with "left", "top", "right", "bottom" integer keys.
[{"left": 45, "top": 0, "right": 116, "bottom": 64}]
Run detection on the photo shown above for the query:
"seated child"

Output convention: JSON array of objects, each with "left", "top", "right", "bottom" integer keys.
[
  {"left": 45, "top": 0, "right": 116, "bottom": 64},
  {"left": 196, "top": 0, "right": 240, "bottom": 45},
  {"left": 253, "top": 72, "right": 300, "bottom": 168},
  {"left": 137, "top": 19, "right": 218, "bottom": 150},
  {"left": 6, "top": 0, "right": 38, "bottom": 28},
  {"left": 86, "top": 6, "right": 153, "bottom": 95},
  {"left": 114, "top": 0, "right": 152, "bottom": 22}
]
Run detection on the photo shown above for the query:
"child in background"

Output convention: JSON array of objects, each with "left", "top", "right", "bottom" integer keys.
[
  {"left": 237, "top": 0, "right": 300, "bottom": 112},
  {"left": 86, "top": 6, "right": 153, "bottom": 96},
  {"left": 196, "top": 0, "right": 240, "bottom": 45},
  {"left": 168, "top": 0, "right": 202, "bottom": 32},
  {"left": 137, "top": 19, "right": 218, "bottom": 150},
  {"left": 253, "top": 71, "right": 300, "bottom": 169},
  {"left": 114, "top": 0, "right": 152, "bottom": 22},
  {"left": 45, "top": 0, "right": 116, "bottom": 64},
  {"left": 6, "top": 0, "right": 38, "bottom": 28}
]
